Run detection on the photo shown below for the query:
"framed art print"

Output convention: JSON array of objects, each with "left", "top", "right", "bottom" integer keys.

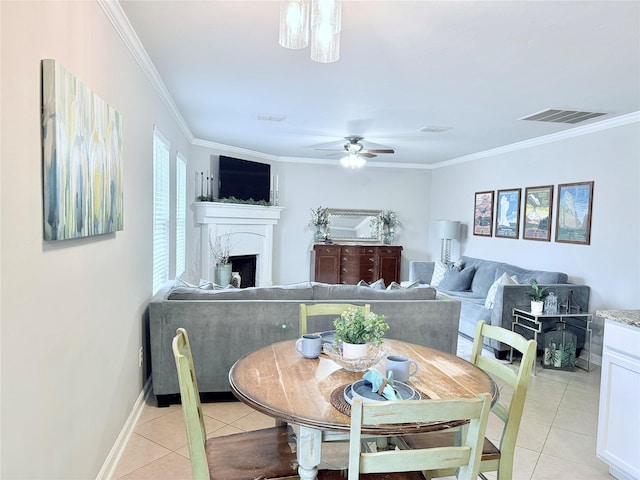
[
  {"left": 523, "top": 185, "right": 553, "bottom": 241},
  {"left": 473, "top": 191, "right": 494, "bottom": 237},
  {"left": 495, "top": 188, "right": 521, "bottom": 239},
  {"left": 555, "top": 181, "right": 594, "bottom": 245},
  {"left": 42, "top": 59, "right": 124, "bottom": 240}
]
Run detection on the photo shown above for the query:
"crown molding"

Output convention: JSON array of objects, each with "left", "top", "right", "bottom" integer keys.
[
  {"left": 191, "top": 138, "right": 280, "bottom": 162},
  {"left": 97, "top": 0, "right": 194, "bottom": 142},
  {"left": 434, "top": 111, "right": 640, "bottom": 168}
]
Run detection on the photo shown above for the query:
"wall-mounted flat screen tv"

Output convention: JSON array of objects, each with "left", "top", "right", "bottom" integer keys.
[{"left": 218, "top": 156, "right": 271, "bottom": 202}]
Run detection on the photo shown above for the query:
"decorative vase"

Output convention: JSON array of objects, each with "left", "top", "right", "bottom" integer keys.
[
  {"left": 314, "top": 225, "right": 325, "bottom": 243},
  {"left": 231, "top": 271, "right": 241, "bottom": 288},
  {"left": 342, "top": 342, "right": 369, "bottom": 359},
  {"left": 383, "top": 226, "right": 394, "bottom": 245},
  {"left": 214, "top": 263, "right": 232, "bottom": 286},
  {"left": 530, "top": 300, "right": 544, "bottom": 314}
]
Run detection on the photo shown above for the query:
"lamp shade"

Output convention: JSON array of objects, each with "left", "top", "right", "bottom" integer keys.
[{"left": 436, "top": 220, "right": 460, "bottom": 240}]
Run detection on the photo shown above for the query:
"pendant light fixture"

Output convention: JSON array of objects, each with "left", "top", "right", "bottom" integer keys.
[
  {"left": 279, "top": 0, "right": 310, "bottom": 49},
  {"left": 279, "top": 0, "right": 342, "bottom": 63}
]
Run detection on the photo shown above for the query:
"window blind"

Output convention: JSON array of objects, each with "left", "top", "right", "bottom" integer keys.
[
  {"left": 176, "top": 153, "right": 186, "bottom": 277},
  {"left": 152, "top": 128, "right": 170, "bottom": 294}
]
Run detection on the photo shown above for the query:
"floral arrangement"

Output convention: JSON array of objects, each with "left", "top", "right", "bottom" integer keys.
[
  {"left": 380, "top": 210, "right": 400, "bottom": 228},
  {"left": 209, "top": 233, "right": 233, "bottom": 265},
  {"left": 333, "top": 307, "right": 388, "bottom": 346},
  {"left": 309, "top": 206, "right": 330, "bottom": 227}
]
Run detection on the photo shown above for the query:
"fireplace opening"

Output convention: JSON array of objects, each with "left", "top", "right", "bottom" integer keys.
[{"left": 230, "top": 255, "right": 257, "bottom": 288}]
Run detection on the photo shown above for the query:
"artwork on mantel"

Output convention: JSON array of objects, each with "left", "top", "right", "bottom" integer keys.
[
  {"left": 473, "top": 191, "right": 494, "bottom": 237},
  {"left": 41, "top": 59, "right": 123, "bottom": 240},
  {"left": 555, "top": 181, "right": 594, "bottom": 245}
]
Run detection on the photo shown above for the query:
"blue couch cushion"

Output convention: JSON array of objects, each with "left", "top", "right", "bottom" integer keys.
[
  {"left": 496, "top": 265, "right": 568, "bottom": 284},
  {"left": 438, "top": 265, "right": 476, "bottom": 291},
  {"left": 459, "top": 256, "right": 501, "bottom": 297}
]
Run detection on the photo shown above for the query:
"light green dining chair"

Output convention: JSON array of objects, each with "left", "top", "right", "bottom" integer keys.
[
  {"left": 172, "top": 328, "right": 298, "bottom": 480},
  {"left": 317, "top": 393, "right": 492, "bottom": 480},
  {"left": 299, "top": 303, "right": 370, "bottom": 335},
  {"left": 398, "top": 320, "right": 537, "bottom": 480}
]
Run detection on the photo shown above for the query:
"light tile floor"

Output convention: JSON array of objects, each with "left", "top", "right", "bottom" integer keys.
[{"left": 112, "top": 338, "right": 611, "bottom": 479}]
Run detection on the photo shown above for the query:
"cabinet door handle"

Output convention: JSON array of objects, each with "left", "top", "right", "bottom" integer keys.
[
  {"left": 368, "top": 268, "right": 373, "bottom": 272},
  {"left": 369, "top": 257, "right": 375, "bottom": 262},
  {"left": 342, "top": 268, "right": 348, "bottom": 273}
]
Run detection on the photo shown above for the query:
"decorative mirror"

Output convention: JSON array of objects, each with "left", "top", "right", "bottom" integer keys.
[{"left": 326, "top": 208, "right": 383, "bottom": 243}]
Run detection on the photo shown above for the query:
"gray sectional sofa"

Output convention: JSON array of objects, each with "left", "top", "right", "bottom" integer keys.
[
  {"left": 149, "top": 281, "right": 461, "bottom": 404},
  {"left": 409, "top": 256, "right": 590, "bottom": 358}
]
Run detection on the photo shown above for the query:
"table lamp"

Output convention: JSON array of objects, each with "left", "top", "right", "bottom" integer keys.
[{"left": 436, "top": 220, "right": 460, "bottom": 263}]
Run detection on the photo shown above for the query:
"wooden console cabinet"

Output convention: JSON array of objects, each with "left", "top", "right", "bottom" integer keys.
[{"left": 312, "top": 244, "right": 402, "bottom": 285}]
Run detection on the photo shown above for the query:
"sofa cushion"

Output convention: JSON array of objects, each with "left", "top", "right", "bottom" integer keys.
[
  {"left": 438, "top": 266, "right": 476, "bottom": 291},
  {"left": 459, "top": 256, "right": 501, "bottom": 297},
  {"left": 496, "top": 265, "right": 568, "bottom": 285},
  {"left": 485, "top": 272, "right": 518, "bottom": 309},
  {"left": 357, "top": 278, "right": 386, "bottom": 290},
  {"left": 430, "top": 261, "right": 448, "bottom": 287},
  {"left": 168, "top": 283, "right": 314, "bottom": 300},
  {"left": 312, "top": 283, "right": 436, "bottom": 300}
]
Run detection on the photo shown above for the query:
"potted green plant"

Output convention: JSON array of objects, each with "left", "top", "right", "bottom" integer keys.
[
  {"left": 528, "top": 279, "right": 549, "bottom": 314},
  {"left": 333, "top": 307, "right": 388, "bottom": 358}
]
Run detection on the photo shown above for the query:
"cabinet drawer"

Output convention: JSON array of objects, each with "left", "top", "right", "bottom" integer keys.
[
  {"left": 340, "top": 264, "right": 375, "bottom": 277},
  {"left": 341, "top": 246, "right": 366, "bottom": 255},
  {"left": 340, "top": 256, "right": 362, "bottom": 267},
  {"left": 314, "top": 245, "right": 341, "bottom": 255},
  {"left": 379, "top": 246, "right": 402, "bottom": 255}
]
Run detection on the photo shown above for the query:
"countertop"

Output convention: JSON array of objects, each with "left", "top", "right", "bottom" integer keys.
[{"left": 596, "top": 309, "right": 640, "bottom": 328}]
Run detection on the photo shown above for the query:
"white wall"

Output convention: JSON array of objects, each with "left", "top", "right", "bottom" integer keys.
[
  {"left": 429, "top": 121, "right": 640, "bottom": 360},
  {"left": 0, "top": 2, "right": 190, "bottom": 478},
  {"left": 182, "top": 148, "right": 433, "bottom": 286}
]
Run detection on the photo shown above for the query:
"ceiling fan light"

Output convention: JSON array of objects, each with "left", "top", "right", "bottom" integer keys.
[
  {"left": 340, "top": 153, "right": 365, "bottom": 169},
  {"left": 279, "top": 0, "right": 310, "bottom": 49}
]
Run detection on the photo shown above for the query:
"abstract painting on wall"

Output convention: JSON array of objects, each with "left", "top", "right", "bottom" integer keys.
[{"left": 41, "top": 59, "right": 123, "bottom": 240}]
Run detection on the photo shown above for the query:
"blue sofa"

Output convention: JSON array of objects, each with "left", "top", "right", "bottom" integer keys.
[{"left": 409, "top": 256, "right": 590, "bottom": 358}]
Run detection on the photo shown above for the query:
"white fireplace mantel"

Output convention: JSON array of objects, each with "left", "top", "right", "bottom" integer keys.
[{"left": 195, "top": 202, "right": 284, "bottom": 286}]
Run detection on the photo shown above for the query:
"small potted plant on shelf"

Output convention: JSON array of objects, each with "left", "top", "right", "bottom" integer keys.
[
  {"left": 333, "top": 307, "right": 388, "bottom": 358},
  {"left": 528, "top": 279, "right": 549, "bottom": 314}
]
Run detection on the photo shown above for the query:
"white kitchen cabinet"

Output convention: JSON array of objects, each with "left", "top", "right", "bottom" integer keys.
[{"left": 596, "top": 312, "right": 640, "bottom": 480}]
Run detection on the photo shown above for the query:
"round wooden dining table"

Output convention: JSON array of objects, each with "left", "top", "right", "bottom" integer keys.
[{"left": 229, "top": 338, "right": 498, "bottom": 480}]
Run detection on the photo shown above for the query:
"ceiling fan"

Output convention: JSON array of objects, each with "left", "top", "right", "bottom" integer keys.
[
  {"left": 315, "top": 136, "right": 395, "bottom": 158},
  {"left": 314, "top": 136, "right": 395, "bottom": 168}
]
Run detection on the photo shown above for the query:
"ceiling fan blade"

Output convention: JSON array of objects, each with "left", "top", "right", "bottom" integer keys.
[
  {"left": 314, "top": 147, "right": 344, "bottom": 152},
  {"left": 366, "top": 149, "right": 395, "bottom": 154},
  {"left": 360, "top": 152, "right": 377, "bottom": 158}
]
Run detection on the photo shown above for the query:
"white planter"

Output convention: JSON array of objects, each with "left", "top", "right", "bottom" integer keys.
[
  {"left": 342, "top": 342, "right": 369, "bottom": 359},
  {"left": 531, "top": 300, "right": 544, "bottom": 314}
]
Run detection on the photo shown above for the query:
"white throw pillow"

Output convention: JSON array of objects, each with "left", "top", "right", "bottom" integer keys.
[
  {"left": 430, "top": 261, "right": 448, "bottom": 287},
  {"left": 484, "top": 272, "right": 518, "bottom": 309}
]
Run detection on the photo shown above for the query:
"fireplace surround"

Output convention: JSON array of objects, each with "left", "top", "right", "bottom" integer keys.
[{"left": 195, "top": 202, "right": 284, "bottom": 286}]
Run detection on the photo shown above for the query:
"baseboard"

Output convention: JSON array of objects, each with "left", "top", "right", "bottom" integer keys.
[{"left": 96, "top": 377, "right": 152, "bottom": 480}]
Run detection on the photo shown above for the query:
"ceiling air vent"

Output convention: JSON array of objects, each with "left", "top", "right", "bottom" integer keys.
[{"left": 519, "top": 109, "right": 607, "bottom": 124}]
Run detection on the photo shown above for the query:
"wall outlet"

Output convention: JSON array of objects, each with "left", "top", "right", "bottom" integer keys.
[{"left": 138, "top": 346, "right": 143, "bottom": 368}]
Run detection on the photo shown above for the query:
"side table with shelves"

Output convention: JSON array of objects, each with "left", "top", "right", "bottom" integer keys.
[{"left": 511, "top": 307, "right": 593, "bottom": 374}]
